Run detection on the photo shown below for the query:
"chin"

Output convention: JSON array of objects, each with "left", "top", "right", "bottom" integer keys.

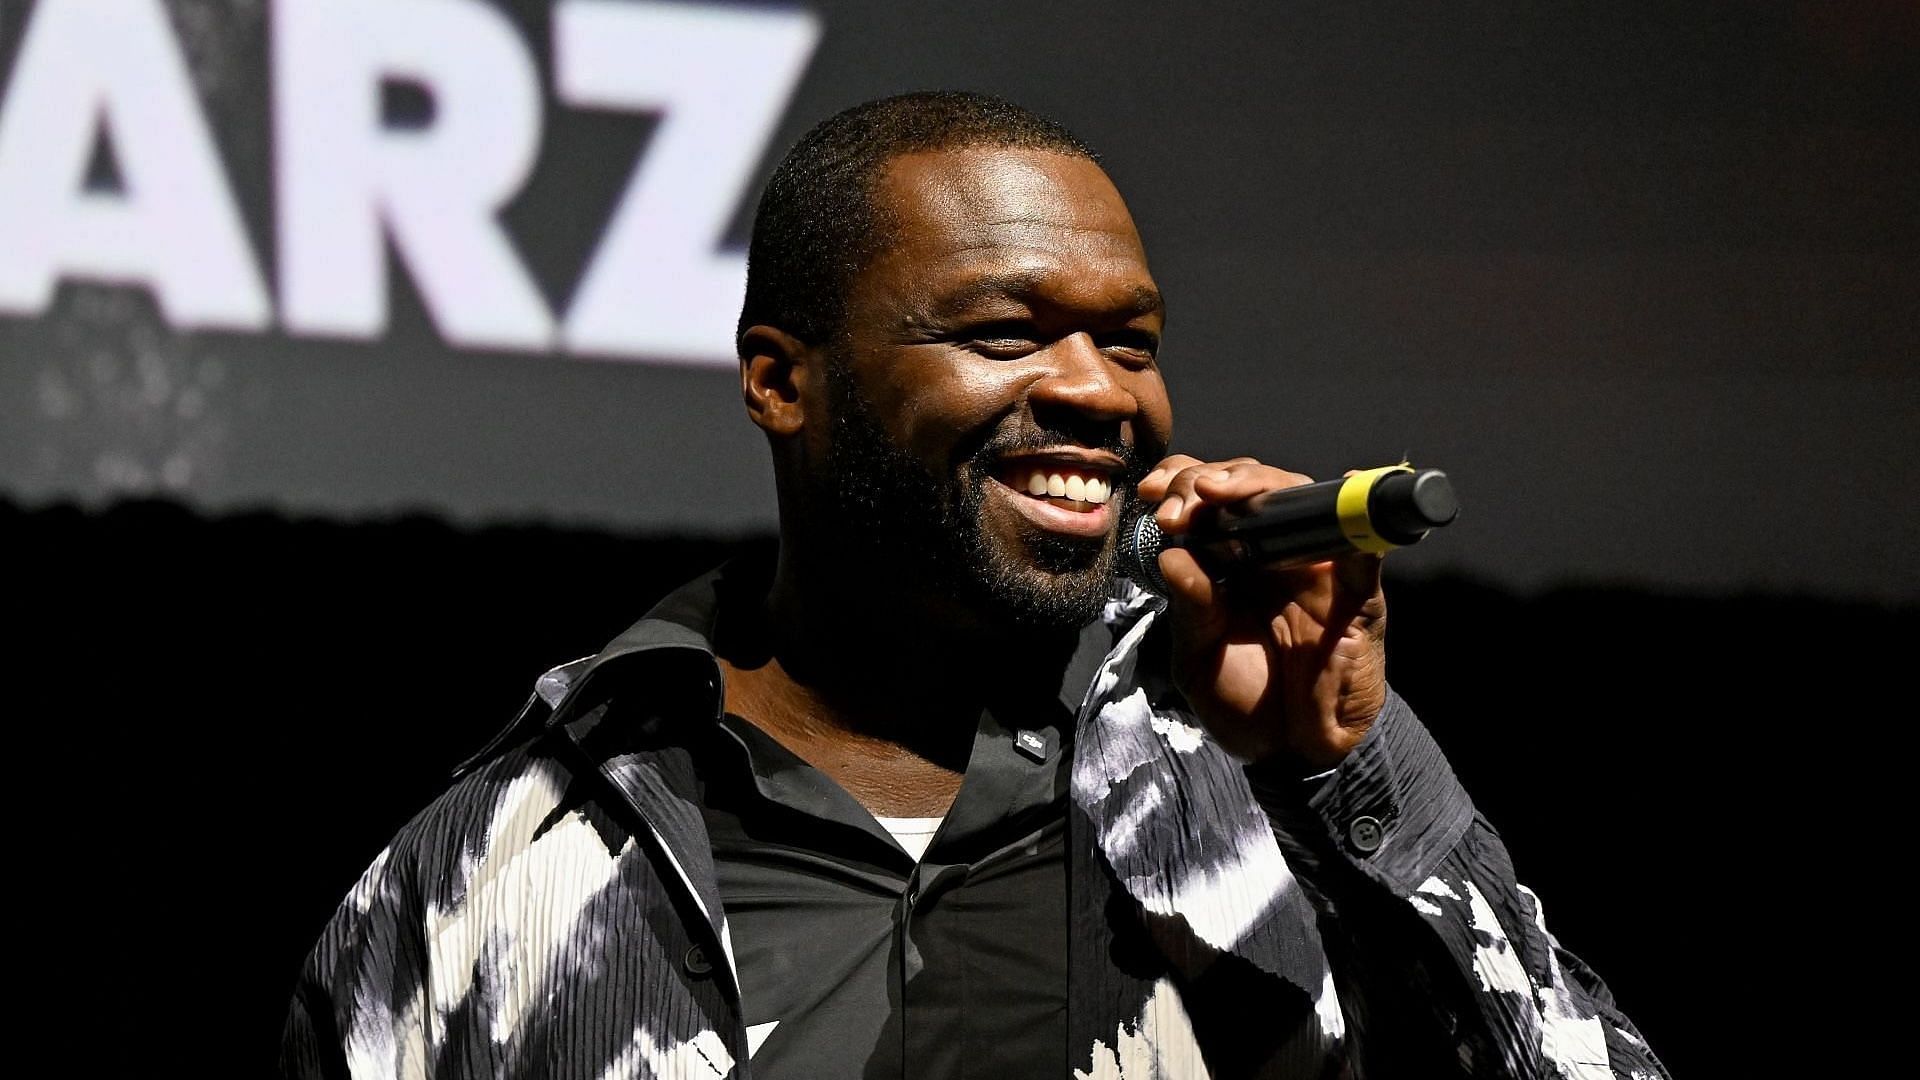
[{"left": 970, "top": 532, "right": 1117, "bottom": 630}]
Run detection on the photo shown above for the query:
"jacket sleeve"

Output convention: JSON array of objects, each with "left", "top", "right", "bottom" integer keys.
[
  {"left": 279, "top": 842, "right": 434, "bottom": 1080},
  {"left": 1247, "top": 690, "right": 1670, "bottom": 1079}
]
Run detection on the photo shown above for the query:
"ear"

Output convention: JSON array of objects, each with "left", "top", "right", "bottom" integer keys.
[{"left": 738, "top": 324, "right": 814, "bottom": 438}]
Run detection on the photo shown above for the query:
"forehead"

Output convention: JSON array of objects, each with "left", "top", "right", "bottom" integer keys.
[{"left": 857, "top": 147, "right": 1159, "bottom": 317}]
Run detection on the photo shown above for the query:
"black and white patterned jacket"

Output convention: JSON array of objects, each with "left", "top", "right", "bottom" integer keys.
[{"left": 282, "top": 569, "right": 1668, "bottom": 1079}]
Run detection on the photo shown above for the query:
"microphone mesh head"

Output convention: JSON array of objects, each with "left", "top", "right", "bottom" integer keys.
[{"left": 1116, "top": 509, "right": 1169, "bottom": 596}]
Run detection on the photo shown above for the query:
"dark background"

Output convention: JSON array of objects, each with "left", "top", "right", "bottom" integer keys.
[{"left": 5, "top": 1, "right": 1916, "bottom": 1076}]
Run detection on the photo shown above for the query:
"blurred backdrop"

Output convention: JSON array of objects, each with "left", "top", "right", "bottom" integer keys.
[{"left": 3, "top": 1, "right": 1914, "bottom": 1076}]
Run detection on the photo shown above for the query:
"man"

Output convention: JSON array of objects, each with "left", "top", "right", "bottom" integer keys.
[{"left": 283, "top": 92, "right": 1667, "bottom": 1079}]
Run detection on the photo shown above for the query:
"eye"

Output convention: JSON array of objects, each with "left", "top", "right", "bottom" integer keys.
[
  {"left": 962, "top": 321, "right": 1041, "bottom": 359},
  {"left": 1095, "top": 329, "right": 1160, "bottom": 366}
]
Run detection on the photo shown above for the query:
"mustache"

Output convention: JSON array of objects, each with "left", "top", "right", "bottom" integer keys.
[{"left": 966, "top": 422, "right": 1149, "bottom": 488}]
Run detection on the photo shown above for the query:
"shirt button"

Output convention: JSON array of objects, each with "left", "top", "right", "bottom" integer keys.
[
  {"left": 1014, "top": 728, "right": 1051, "bottom": 762},
  {"left": 1347, "top": 815, "right": 1385, "bottom": 854},
  {"left": 683, "top": 945, "right": 714, "bottom": 977}
]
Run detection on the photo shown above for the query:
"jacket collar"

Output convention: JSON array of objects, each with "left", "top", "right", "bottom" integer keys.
[
  {"left": 452, "top": 564, "right": 735, "bottom": 777},
  {"left": 454, "top": 560, "right": 1162, "bottom": 779}
]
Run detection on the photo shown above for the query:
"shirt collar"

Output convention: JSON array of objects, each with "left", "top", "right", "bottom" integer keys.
[{"left": 452, "top": 564, "right": 735, "bottom": 777}]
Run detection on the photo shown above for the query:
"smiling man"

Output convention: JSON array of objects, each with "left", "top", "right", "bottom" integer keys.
[{"left": 283, "top": 93, "right": 1667, "bottom": 1079}]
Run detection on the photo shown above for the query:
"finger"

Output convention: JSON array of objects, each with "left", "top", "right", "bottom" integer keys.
[
  {"left": 1332, "top": 551, "right": 1385, "bottom": 609},
  {"left": 1154, "top": 546, "right": 1227, "bottom": 638},
  {"left": 1157, "top": 461, "right": 1289, "bottom": 531},
  {"left": 1245, "top": 554, "right": 1375, "bottom": 625},
  {"left": 1190, "top": 459, "right": 1308, "bottom": 504},
  {"left": 1137, "top": 454, "right": 1205, "bottom": 504},
  {"left": 1157, "top": 460, "right": 1312, "bottom": 533},
  {"left": 1153, "top": 463, "right": 1220, "bottom": 530}
]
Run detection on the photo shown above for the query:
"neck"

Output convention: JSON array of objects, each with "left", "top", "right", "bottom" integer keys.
[
  {"left": 769, "top": 535, "right": 1079, "bottom": 703},
  {"left": 712, "top": 539, "right": 1080, "bottom": 816}
]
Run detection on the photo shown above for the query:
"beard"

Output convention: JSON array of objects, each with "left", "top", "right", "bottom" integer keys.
[{"left": 817, "top": 354, "right": 1145, "bottom": 630}]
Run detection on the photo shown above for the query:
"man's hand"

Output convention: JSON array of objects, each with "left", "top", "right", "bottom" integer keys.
[{"left": 1137, "top": 455, "right": 1389, "bottom": 772}]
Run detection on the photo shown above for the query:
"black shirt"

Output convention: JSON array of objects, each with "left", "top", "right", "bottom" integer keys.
[{"left": 690, "top": 625, "right": 1109, "bottom": 1078}]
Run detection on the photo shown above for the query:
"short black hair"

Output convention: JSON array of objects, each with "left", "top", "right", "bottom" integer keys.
[{"left": 737, "top": 91, "right": 1098, "bottom": 354}]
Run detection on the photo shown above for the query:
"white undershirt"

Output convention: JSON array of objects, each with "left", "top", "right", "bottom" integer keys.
[{"left": 872, "top": 815, "right": 945, "bottom": 862}]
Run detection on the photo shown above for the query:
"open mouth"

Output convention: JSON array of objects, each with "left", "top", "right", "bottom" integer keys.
[{"left": 994, "top": 457, "right": 1121, "bottom": 517}]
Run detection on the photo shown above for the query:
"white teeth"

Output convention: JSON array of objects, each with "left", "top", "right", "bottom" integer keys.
[{"left": 1011, "top": 465, "right": 1113, "bottom": 505}]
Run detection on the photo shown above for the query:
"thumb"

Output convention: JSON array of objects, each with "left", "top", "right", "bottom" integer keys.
[{"left": 1155, "top": 546, "right": 1231, "bottom": 648}]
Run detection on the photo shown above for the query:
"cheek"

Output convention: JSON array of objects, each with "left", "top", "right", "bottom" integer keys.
[
  {"left": 893, "top": 357, "right": 1028, "bottom": 462},
  {"left": 1133, "top": 372, "right": 1175, "bottom": 458}
]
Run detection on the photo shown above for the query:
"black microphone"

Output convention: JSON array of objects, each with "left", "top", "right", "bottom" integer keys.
[{"left": 1116, "top": 465, "right": 1460, "bottom": 595}]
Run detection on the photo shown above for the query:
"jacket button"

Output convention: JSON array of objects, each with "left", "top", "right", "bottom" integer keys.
[
  {"left": 1347, "top": 815, "right": 1384, "bottom": 854},
  {"left": 683, "top": 945, "right": 713, "bottom": 977}
]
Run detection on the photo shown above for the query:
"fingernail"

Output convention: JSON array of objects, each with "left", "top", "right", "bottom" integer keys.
[{"left": 1159, "top": 495, "right": 1185, "bottom": 520}]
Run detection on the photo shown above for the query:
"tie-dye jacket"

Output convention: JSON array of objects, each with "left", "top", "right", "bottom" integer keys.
[{"left": 282, "top": 571, "right": 1668, "bottom": 1079}]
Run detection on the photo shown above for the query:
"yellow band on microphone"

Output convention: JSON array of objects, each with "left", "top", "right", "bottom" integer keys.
[{"left": 1336, "top": 465, "right": 1415, "bottom": 554}]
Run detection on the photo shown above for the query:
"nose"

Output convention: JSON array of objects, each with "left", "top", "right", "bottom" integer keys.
[{"left": 1027, "top": 332, "right": 1138, "bottom": 423}]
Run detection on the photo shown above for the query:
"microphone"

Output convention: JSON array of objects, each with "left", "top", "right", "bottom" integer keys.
[{"left": 1116, "top": 465, "right": 1459, "bottom": 595}]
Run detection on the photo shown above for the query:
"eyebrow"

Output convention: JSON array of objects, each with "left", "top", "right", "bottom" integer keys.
[{"left": 925, "top": 271, "right": 1165, "bottom": 323}]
